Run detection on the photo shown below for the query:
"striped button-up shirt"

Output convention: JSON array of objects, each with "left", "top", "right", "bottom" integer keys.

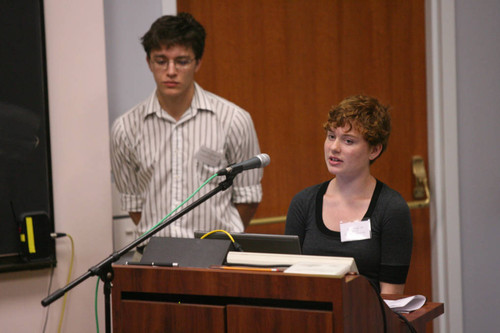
[{"left": 111, "top": 83, "right": 263, "bottom": 238}]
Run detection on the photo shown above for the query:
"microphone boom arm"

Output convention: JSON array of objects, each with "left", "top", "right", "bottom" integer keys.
[{"left": 41, "top": 173, "right": 238, "bottom": 333}]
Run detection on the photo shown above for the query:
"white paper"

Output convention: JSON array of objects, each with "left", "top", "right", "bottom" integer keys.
[
  {"left": 283, "top": 262, "right": 353, "bottom": 277},
  {"left": 384, "top": 295, "right": 426, "bottom": 313}
]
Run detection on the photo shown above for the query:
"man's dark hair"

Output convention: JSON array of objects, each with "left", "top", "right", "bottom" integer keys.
[{"left": 141, "top": 12, "right": 206, "bottom": 60}]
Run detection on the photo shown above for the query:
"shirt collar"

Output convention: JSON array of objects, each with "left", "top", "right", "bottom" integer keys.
[
  {"left": 190, "top": 82, "right": 214, "bottom": 114},
  {"left": 146, "top": 83, "right": 215, "bottom": 121}
]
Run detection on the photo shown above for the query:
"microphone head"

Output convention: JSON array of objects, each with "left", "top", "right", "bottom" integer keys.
[{"left": 257, "top": 153, "right": 271, "bottom": 167}]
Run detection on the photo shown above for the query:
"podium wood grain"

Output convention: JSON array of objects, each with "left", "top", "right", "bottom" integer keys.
[{"left": 112, "top": 265, "right": 443, "bottom": 332}]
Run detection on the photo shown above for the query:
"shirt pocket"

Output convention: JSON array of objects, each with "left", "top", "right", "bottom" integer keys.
[{"left": 195, "top": 145, "right": 226, "bottom": 182}]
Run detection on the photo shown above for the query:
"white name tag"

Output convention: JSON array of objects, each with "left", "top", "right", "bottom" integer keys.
[
  {"left": 340, "top": 219, "right": 371, "bottom": 242},
  {"left": 195, "top": 146, "right": 224, "bottom": 167}
]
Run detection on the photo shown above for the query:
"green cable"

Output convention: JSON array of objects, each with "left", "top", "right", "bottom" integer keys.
[
  {"left": 95, "top": 277, "right": 100, "bottom": 333},
  {"left": 140, "top": 173, "right": 218, "bottom": 237},
  {"left": 94, "top": 173, "right": 218, "bottom": 330}
]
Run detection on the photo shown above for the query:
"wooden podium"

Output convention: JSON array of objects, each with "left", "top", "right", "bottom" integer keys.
[{"left": 111, "top": 265, "right": 443, "bottom": 332}]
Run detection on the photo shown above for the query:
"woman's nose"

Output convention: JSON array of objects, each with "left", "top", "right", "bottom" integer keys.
[{"left": 328, "top": 139, "right": 340, "bottom": 152}]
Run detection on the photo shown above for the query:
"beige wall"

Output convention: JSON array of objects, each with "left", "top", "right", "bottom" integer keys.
[{"left": 0, "top": 1, "right": 113, "bottom": 332}]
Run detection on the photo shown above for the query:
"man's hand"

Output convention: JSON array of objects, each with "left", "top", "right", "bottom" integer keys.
[
  {"left": 129, "top": 212, "right": 141, "bottom": 225},
  {"left": 235, "top": 203, "right": 259, "bottom": 229}
]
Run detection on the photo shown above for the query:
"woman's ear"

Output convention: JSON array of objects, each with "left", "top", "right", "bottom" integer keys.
[{"left": 369, "top": 144, "right": 383, "bottom": 161}]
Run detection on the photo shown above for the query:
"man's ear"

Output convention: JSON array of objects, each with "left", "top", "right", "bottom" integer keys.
[
  {"left": 194, "top": 58, "right": 202, "bottom": 73},
  {"left": 146, "top": 55, "right": 153, "bottom": 71}
]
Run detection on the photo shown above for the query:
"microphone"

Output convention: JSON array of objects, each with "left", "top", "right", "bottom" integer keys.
[{"left": 217, "top": 153, "right": 270, "bottom": 176}]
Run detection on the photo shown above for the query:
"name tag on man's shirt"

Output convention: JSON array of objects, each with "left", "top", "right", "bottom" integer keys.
[
  {"left": 195, "top": 145, "right": 224, "bottom": 167},
  {"left": 340, "top": 219, "right": 371, "bottom": 242}
]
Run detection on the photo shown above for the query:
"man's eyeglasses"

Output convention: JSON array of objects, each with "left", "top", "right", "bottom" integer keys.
[{"left": 150, "top": 57, "right": 195, "bottom": 71}]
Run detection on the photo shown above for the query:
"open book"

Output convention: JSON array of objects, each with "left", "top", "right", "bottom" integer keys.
[{"left": 225, "top": 251, "right": 358, "bottom": 277}]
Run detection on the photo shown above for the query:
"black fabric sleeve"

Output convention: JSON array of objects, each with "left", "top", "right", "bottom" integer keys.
[
  {"left": 285, "top": 184, "right": 323, "bottom": 246},
  {"left": 285, "top": 192, "right": 308, "bottom": 245},
  {"left": 379, "top": 264, "right": 410, "bottom": 284},
  {"left": 378, "top": 185, "right": 413, "bottom": 283}
]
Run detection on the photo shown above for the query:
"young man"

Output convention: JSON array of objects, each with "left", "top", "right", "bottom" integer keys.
[{"left": 111, "top": 13, "right": 263, "bottom": 238}]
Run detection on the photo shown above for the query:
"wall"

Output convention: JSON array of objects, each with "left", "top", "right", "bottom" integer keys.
[
  {"left": 456, "top": 0, "right": 500, "bottom": 331},
  {"left": 103, "top": 0, "right": 161, "bottom": 128},
  {"left": 0, "top": 1, "right": 112, "bottom": 332},
  {"left": 103, "top": 0, "right": 177, "bottom": 251}
]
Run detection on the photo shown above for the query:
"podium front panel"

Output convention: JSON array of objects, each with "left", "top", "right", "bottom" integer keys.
[
  {"left": 227, "top": 305, "right": 333, "bottom": 332},
  {"left": 117, "top": 300, "right": 226, "bottom": 332},
  {"left": 111, "top": 265, "right": 443, "bottom": 333}
]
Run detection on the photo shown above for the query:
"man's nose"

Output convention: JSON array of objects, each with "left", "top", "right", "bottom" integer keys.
[{"left": 166, "top": 61, "right": 178, "bottom": 75}]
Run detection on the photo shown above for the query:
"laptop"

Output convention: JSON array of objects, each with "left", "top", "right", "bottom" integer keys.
[
  {"left": 140, "top": 237, "right": 232, "bottom": 268},
  {"left": 194, "top": 231, "right": 302, "bottom": 255}
]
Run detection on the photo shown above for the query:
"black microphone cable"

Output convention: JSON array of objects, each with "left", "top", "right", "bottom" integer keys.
[
  {"left": 368, "top": 280, "right": 418, "bottom": 333},
  {"left": 368, "top": 280, "right": 388, "bottom": 333},
  {"left": 394, "top": 311, "right": 418, "bottom": 333}
]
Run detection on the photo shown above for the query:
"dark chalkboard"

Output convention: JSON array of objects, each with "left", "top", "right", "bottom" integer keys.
[{"left": 0, "top": 0, "right": 56, "bottom": 272}]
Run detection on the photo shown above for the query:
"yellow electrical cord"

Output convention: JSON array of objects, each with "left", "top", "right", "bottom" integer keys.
[
  {"left": 200, "top": 229, "right": 236, "bottom": 243},
  {"left": 57, "top": 234, "right": 74, "bottom": 333}
]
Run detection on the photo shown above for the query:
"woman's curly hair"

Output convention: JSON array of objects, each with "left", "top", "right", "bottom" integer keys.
[{"left": 324, "top": 95, "right": 391, "bottom": 163}]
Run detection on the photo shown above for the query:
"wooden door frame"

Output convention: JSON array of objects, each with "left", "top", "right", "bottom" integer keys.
[
  {"left": 426, "top": 0, "right": 463, "bottom": 332},
  {"left": 163, "top": 0, "right": 462, "bottom": 331}
]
